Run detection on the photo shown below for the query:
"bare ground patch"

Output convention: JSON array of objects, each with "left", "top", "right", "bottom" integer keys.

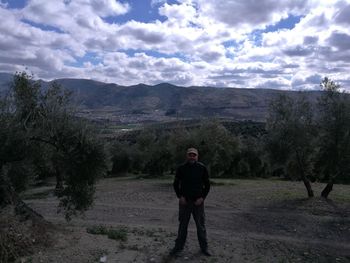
[{"left": 20, "top": 178, "right": 350, "bottom": 263}]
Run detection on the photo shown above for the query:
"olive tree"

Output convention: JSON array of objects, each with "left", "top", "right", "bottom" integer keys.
[
  {"left": 0, "top": 72, "right": 107, "bottom": 220},
  {"left": 266, "top": 94, "right": 316, "bottom": 197},
  {"left": 315, "top": 78, "right": 350, "bottom": 198}
]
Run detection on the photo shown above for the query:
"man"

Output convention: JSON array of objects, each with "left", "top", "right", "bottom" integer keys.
[{"left": 171, "top": 147, "right": 211, "bottom": 256}]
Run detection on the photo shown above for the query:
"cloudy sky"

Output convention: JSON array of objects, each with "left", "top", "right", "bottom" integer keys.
[{"left": 1, "top": 0, "right": 350, "bottom": 90}]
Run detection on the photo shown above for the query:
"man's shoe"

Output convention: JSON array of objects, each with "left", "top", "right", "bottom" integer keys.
[{"left": 201, "top": 249, "right": 212, "bottom": 256}]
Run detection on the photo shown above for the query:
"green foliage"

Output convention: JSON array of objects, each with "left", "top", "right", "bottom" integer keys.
[
  {"left": 194, "top": 121, "right": 239, "bottom": 177},
  {"left": 109, "top": 120, "right": 258, "bottom": 178},
  {"left": 0, "top": 72, "right": 107, "bottom": 219},
  {"left": 86, "top": 225, "right": 109, "bottom": 235},
  {"left": 86, "top": 225, "right": 128, "bottom": 242},
  {"left": 167, "top": 126, "right": 195, "bottom": 166},
  {"left": 237, "top": 137, "right": 269, "bottom": 178},
  {"left": 143, "top": 147, "right": 172, "bottom": 177},
  {"left": 0, "top": 107, "right": 29, "bottom": 166},
  {"left": 57, "top": 127, "right": 107, "bottom": 220},
  {"left": 265, "top": 77, "right": 350, "bottom": 197},
  {"left": 315, "top": 78, "right": 350, "bottom": 183},
  {"left": 266, "top": 94, "right": 315, "bottom": 181},
  {"left": 6, "top": 162, "right": 34, "bottom": 192},
  {"left": 135, "top": 130, "right": 172, "bottom": 176},
  {"left": 111, "top": 148, "right": 131, "bottom": 174},
  {"left": 12, "top": 72, "right": 40, "bottom": 123},
  {"left": 107, "top": 228, "right": 128, "bottom": 242},
  {"left": 106, "top": 77, "right": 349, "bottom": 194}
]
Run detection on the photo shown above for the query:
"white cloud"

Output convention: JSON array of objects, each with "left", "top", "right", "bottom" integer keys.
[
  {"left": 0, "top": 0, "right": 350, "bottom": 90},
  {"left": 89, "top": 0, "right": 129, "bottom": 17},
  {"left": 159, "top": 2, "right": 197, "bottom": 27}
]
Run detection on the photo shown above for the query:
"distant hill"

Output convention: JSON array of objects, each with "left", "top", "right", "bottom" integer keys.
[
  {"left": 0, "top": 72, "right": 13, "bottom": 91},
  {"left": 0, "top": 72, "right": 324, "bottom": 123}
]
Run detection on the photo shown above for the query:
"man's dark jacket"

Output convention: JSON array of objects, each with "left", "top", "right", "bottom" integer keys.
[{"left": 173, "top": 161, "right": 210, "bottom": 201}]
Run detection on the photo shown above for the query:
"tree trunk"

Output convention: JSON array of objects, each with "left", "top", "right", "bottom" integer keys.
[
  {"left": 0, "top": 173, "right": 15, "bottom": 207},
  {"left": 0, "top": 173, "right": 44, "bottom": 222},
  {"left": 302, "top": 177, "right": 314, "bottom": 197},
  {"left": 295, "top": 150, "right": 314, "bottom": 198},
  {"left": 321, "top": 181, "right": 334, "bottom": 198},
  {"left": 1, "top": 171, "right": 50, "bottom": 263},
  {"left": 54, "top": 166, "right": 64, "bottom": 196}
]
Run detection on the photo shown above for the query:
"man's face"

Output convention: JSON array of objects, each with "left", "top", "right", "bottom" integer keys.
[{"left": 187, "top": 153, "right": 198, "bottom": 163}]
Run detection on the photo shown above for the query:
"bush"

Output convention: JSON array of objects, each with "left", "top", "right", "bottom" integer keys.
[
  {"left": 107, "top": 228, "right": 128, "bottom": 242},
  {"left": 86, "top": 225, "right": 128, "bottom": 242}
]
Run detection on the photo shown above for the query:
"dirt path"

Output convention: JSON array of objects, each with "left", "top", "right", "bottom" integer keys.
[{"left": 22, "top": 178, "right": 350, "bottom": 262}]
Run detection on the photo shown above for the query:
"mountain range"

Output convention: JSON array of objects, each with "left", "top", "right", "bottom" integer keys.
[{"left": 0, "top": 72, "right": 322, "bottom": 124}]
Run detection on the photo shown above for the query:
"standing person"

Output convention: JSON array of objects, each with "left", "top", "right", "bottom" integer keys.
[{"left": 170, "top": 147, "right": 211, "bottom": 256}]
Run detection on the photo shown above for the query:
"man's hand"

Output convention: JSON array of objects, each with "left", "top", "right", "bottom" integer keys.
[
  {"left": 179, "top": 196, "right": 187, "bottom": 205},
  {"left": 194, "top": 197, "right": 204, "bottom": 206}
]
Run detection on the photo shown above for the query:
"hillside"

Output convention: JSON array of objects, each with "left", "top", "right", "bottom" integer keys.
[{"left": 0, "top": 72, "right": 323, "bottom": 123}]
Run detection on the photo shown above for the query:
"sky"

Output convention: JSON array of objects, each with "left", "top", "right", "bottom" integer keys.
[{"left": 0, "top": 0, "right": 350, "bottom": 90}]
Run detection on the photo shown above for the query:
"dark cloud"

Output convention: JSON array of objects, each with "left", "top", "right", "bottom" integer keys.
[
  {"left": 309, "top": 62, "right": 347, "bottom": 74},
  {"left": 255, "top": 80, "right": 289, "bottom": 89},
  {"left": 120, "top": 26, "right": 165, "bottom": 44},
  {"left": 84, "top": 35, "right": 123, "bottom": 51},
  {"left": 283, "top": 45, "right": 314, "bottom": 57},
  {"left": 199, "top": 51, "right": 223, "bottom": 62},
  {"left": 230, "top": 79, "right": 246, "bottom": 86},
  {"left": 128, "top": 60, "right": 146, "bottom": 69},
  {"left": 339, "top": 78, "right": 350, "bottom": 87},
  {"left": 303, "top": 36, "right": 318, "bottom": 45},
  {"left": 334, "top": 4, "right": 350, "bottom": 25},
  {"left": 281, "top": 63, "right": 300, "bottom": 69},
  {"left": 318, "top": 45, "right": 350, "bottom": 63},
  {"left": 291, "top": 74, "right": 322, "bottom": 89},
  {"left": 159, "top": 72, "right": 193, "bottom": 86},
  {"left": 305, "top": 13, "right": 327, "bottom": 27},
  {"left": 261, "top": 74, "right": 279, "bottom": 79},
  {"left": 328, "top": 52, "right": 350, "bottom": 62},
  {"left": 245, "top": 68, "right": 284, "bottom": 75},
  {"left": 0, "top": 50, "right": 61, "bottom": 72},
  {"left": 305, "top": 74, "right": 322, "bottom": 85},
  {"left": 327, "top": 31, "right": 350, "bottom": 51},
  {"left": 0, "top": 64, "right": 19, "bottom": 73},
  {"left": 209, "top": 73, "right": 250, "bottom": 80},
  {"left": 199, "top": 0, "right": 306, "bottom": 27},
  {"left": 210, "top": 67, "right": 245, "bottom": 76},
  {"left": 76, "top": 17, "right": 95, "bottom": 29},
  {"left": 159, "top": 64, "right": 186, "bottom": 72},
  {"left": 0, "top": 38, "right": 17, "bottom": 51},
  {"left": 210, "top": 67, "right": 284, "bottom": 79}
]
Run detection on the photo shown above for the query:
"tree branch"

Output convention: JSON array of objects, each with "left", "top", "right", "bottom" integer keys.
[{"left": 29, "top": 136, "right": 59, "bottom": 151}]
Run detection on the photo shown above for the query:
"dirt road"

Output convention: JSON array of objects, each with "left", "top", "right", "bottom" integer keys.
[{"left": 23, "top": 177, "right": 350, "bottom": 263}]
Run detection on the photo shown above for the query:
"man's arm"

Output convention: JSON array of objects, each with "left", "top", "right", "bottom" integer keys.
[
  {"left": 173, "top": 167, "right": 182, "bottom": 198},
  {"left": 202, "top": 166, "right": 210, "bottom": 199}
]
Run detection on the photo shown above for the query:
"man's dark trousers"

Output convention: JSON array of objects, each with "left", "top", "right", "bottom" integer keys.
[{"left": 175, "top": 200, "right": 207, "bottom": 251}]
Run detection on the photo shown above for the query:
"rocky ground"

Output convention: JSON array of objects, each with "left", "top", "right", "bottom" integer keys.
[{"left": 18, "top": 177, "right": 350, "bottom": 263}]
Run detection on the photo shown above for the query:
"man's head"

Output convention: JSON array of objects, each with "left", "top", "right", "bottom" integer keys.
[{"left": 186, "top": 147, "right": 198, "bottom": 163}]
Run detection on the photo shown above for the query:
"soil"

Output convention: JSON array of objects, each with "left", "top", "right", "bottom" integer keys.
[{"left": 19, "top": 177, "right": 350, "bottom": 263}]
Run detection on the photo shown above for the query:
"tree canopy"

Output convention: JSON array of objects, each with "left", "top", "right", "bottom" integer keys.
[{"left": 0, "top": 72, "right": 107, "bottom": 220}]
